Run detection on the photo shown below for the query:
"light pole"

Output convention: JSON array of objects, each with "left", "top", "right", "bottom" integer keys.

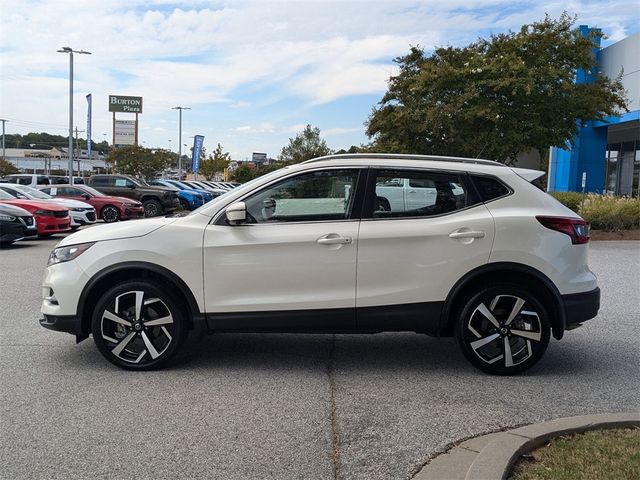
[
  {"left": 0, "top": 118, "right": 7, "bottom": 160},
  {"left": 57, "top": 46, "right": 91, "bottom": 184},
  {"left": 172, "top": 106, "right": 190, "bottom": 180}
]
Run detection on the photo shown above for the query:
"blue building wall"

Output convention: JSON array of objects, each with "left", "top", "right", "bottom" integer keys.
[{"left": 549, "top": 26, "right": 608, "bottom": 193}]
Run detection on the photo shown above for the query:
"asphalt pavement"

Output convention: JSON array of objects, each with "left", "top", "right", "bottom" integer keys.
[{"left": 0, "top": 237, "right": 638, "bottom": 480}]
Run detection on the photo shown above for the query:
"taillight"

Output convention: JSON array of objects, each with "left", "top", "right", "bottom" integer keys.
[{"left": 536, "top": 216, "right": 589, "bottom": 244}]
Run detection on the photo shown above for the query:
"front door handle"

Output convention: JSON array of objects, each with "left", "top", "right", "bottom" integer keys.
[
  {"left": 317, "top": 234, "right": 352, "bottom": 245},
  {"left": 449, "top": 230, "right": 485, "bottom": 239}
]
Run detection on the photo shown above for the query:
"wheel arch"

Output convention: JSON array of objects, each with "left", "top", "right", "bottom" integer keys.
[
  {"left": 140, "top": 195, "right": 162, "bottom": 204},
  {"left": 77, "top": 261, "right": 203, "bottom": 335},
  {"left": 440, "top": 262, "right": 566, "bottom": 340}
]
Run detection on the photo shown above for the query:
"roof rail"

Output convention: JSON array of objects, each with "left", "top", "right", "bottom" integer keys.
[{"left": 301, "top": 153, "right": 506, "bottom": 167}]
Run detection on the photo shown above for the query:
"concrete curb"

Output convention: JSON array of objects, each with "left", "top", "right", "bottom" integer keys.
[{"left": 413, "top": 412, "right": 640, "bottom": 480}]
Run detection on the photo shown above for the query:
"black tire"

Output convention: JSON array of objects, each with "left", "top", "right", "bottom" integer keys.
[
  {"left": 101, "top": 205, "right": 120, "bottom": 223},
  {"left": 143, "top": 199, "right": 163, "bottom": 217},
  {"left": 91, "top": 280, "right": 188, "bottom": 370},
  {"left": 179, "top": 198, "right": 190, "bottom": 210},
  {"left": 455, "top": 284, "right": 551, "bottom": 375}
]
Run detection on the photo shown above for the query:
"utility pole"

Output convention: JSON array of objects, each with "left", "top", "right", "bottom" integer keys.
[
  {"left": 0, "top": 119, "right": 6, "bottom": 160},
  {"left": 57, "top": 46, "right": 91, "bottom": 184},
  {"left": 171, "top": 106, "right": 190, "bottom": 180},
  {"left": 75, "top": 127, "right": 85, "bottom": 178}
]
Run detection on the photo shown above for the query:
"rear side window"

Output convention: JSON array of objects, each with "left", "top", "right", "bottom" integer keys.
[
  {"left": 471, "top": 175, "right": 511, "bottom": 202},
  {"left": 37, "top": 176, "right": 50, "bottom": 185},
  {"left": 370, "top": 169, "right": 480, "bottom": 218},
  {"left": 92, "top": 176, "right": 112, "bottom": 187}
]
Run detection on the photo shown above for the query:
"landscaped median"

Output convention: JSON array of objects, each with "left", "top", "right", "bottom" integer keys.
[{"left": 551, "top": 192, "right": 640, "bottom": 234}]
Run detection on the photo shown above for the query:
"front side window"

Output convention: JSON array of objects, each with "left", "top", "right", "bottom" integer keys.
[
  {"left": 92, "top": 176, "right": 112, "bottom": 187},
  {"left": 370, "top": 169, "right": 478, "bottom": 218},
  {"left": 243, "top": 169, "right": 360, "bottom": 223}
]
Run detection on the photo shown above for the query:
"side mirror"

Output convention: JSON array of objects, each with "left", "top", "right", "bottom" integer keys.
[
  {"left": 128, "top": 184, "right": 136, "bottom": 189},
  {"left": 82, "top": 194, "right": 91, "bottom": 200},
  {"left": 225, "top": 202, "right": 247, "bottom": 225}
]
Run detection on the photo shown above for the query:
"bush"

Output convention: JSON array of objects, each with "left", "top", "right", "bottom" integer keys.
[
  {"left": 550, "top": 191, "right": 583, "bottom": 213},
  {"left": 582, "top": 194, "right": 640, "bottom": 231},
  {"left": 549, "top": 192, "right": 640, "bottom": 231}
]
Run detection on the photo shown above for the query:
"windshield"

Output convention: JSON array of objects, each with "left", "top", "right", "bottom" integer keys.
[
  {"left": 81, "top": 186, "right": 106, "bottom": 197},
  {"left": 0, "top": 189, "right": 15, "bottom": 200},
  {"left": 167, "top": 180, "right": 188, "bottom": 190},
  {"left": 154, "top": 181, "right": 178, "bottom": 191},
  {"left": 14, "top": 185, "right": 52, "bottom": 199},
  {"left": 134, "top": 177, "right": 148, "bottom": 186}
]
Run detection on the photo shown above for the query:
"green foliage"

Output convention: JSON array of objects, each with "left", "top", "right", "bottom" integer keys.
[
  {"left": 279, "top": 124, "right": 332, "bottom": 164},
  {"left": 231, "top": 162, "right": 285, "bottom": 183},
  {"left": 366, "top": 13, "right": 627, "bottom": 163},
  {"left": 199, "top": 143, "right": 231, "bottom": 180},
  {"left": 107, "top": 146, "right": 173, "bottom": 180},
  {"left": 581, "top": 194, "right": 640, "bottom": 231},
  {"left": 550, "top": 191, "right": 583, "bottom": 213},
  {"left": 4, "top": 132, "right": 111, "bottom": 154},
  {"left": 0, "top": 157, "right": 19, "bottom": 176}
]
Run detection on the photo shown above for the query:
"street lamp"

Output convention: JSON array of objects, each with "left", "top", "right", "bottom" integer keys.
[
  {"left": 57, "top": 46, "right": 91, "bottom": 184},
  {"left": 172, "top": 106, "right": 190, "bottom": 180}
]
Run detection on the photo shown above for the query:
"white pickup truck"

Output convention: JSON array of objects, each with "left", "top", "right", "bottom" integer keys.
[{"left": 375, "top": 177, "right": 464, "bottom": 213}]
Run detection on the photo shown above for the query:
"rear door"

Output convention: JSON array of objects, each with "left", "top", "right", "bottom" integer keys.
[{"left": 356, "top": 168, "right": 495, "bottom": 332}]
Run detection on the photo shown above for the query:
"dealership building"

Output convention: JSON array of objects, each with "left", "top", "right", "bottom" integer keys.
[{"left": 548, "top": 28, "right": 640, "bottom": 196}]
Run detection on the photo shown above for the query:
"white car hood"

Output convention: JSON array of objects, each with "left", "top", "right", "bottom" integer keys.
[
  {"left": 58, "top": 217, "right": 178, "bottom": 246},
  {"left": 42, "top": 198, "right": 94, "bottom": 209}
]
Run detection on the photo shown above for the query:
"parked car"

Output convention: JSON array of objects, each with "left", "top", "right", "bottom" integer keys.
[
  {"left": 0, "top": 203, "right": 37, "bottom": 246},
  {"left": 40, "top": 153, "right": 599, "bottom": 374},
  {"left": 183, "top": 180, "right": 227, "bottom": 196},
  {"left": 1, "top": 174, "right": 52, "bottom": 186},
  {"left": 148, "top": 180, "right": 204, "bottom": 210},
  {"left": 86, "top": 174, "right": 179, "bottom": 217},
  {"left": 159, "top": 179, "right": 216, "bottom": 202},
  {"left": 0, "top": 183, "right": 96, "bottom": 230},
  {"left": 39, "top": 184, "right": 145, "bottom": 223},
  {"left": 0, "top": 189, "right": 71, "bottom": 237}
]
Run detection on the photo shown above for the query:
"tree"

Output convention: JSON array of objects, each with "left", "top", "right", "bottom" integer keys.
[
  {"left": 106, "top": 145, "right": 173, "bottom": 180},
  {"left": 366, "top": 13, "right": 627, "bottom": 164},
  {"left": 278, "top": 124, "right": 332, "bottom": 164},
  {"left": 199, "top": 143, "right": 231, "bottom": 180},
  {"left": 0, "top": 157, "right": 18, "bottom": 176}
]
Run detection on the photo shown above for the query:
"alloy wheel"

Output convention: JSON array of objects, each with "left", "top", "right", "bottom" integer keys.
[
  {"left": 100, "top": 290, "right": 175, "bottom": 365},
  {"left": 102, "top": 206, "right": 119, "bottom": 222}
]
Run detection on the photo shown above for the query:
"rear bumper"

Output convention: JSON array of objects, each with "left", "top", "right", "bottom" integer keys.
[{"left": 562, "top": 287, "right": 600, "bottom": 326}]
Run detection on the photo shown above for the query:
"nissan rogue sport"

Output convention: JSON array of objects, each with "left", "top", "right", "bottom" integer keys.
[{"left": 40, "top": 154, "right": 599, "bottom": 374}]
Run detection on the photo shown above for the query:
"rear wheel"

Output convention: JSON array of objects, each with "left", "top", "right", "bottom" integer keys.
[
  {"left": 143, "top": 199, "right": 162, "bottom": 217},
  {"left": 179, "top": 198, "right": 190, "bottom": 210},
  {"left": 455, "top": 285, "right": 550, "bottom": 375},
  {"left": 101, "top": 205, "right": 120, "bottom": 222},
  {"left": 91, "top": 280, "right": 188, "bottom": 370}
]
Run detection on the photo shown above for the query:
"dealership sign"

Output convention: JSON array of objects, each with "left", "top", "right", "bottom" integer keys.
[
  {"left": 109, "top": 95, "right": 143, "bottom": 113},
  {"left": 114, "top": 120, "right": 136, "bottom": 145}
]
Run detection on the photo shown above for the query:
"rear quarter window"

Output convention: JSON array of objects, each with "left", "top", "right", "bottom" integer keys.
[{"left": 471, "top": 175, "right": 511, "bottom": 202}]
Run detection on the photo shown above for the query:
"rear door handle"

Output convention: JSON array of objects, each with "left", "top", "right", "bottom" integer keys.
[
  {"left": 449, "top": 230, "right": 485, "bottom": 239},
  {"left": 317, "top": 235, "right": 352, "bottom": 245}
]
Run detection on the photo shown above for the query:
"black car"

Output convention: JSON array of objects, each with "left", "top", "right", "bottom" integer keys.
[{"left": 0, "top": 203, "right": 38, "bottom": 246}]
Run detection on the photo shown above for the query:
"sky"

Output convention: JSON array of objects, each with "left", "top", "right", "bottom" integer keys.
[{"left": 1, "top": 0, "right": 639, "bottom": 160}]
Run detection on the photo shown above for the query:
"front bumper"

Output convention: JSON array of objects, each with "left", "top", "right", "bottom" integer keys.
[
  {"left": 40, "top": 314, "right": 83, "bottom": 335},
  {"left": 562, "top": 287, "right": 600, "bottom": 327}
]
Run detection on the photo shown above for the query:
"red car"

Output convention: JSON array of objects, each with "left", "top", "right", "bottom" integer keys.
[
  {"left": 0, "top": 189, "right": 71, "bottom": 236},
  {"left": 39, "top": 185, "right": 145, "bottom": 223}
]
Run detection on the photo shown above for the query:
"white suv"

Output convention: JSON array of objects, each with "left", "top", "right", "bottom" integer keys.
[{"left": 40, "top": 154, "right": 600, "bottom": 374}]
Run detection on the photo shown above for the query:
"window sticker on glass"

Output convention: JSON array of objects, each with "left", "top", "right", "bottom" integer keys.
[{"left": 115, "top": 179, "right": 128, "bottom": 187}]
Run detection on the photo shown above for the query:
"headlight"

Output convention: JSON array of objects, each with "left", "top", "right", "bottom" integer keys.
[
  {"left": 71, "top": 207, "right": 85, "bottom": 212},
  {"left": 0, "top": 213, "right": 16, "bottom": 221},
  {"left": 48, "top": 243, "right": 95, "bottom": 266}
]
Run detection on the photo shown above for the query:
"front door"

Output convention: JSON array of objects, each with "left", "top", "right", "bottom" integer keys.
[{"left": 203, "top": 168, "right": 364, "bottom": 331}]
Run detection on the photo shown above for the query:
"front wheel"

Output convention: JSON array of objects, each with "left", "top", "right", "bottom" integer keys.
[
  {"left": 101, "top": 205, "right": 120, "bottom": 222},
  {"left": 91, "top": 280, "right": 188, "bottom": 370},
  {"left": 143, "top": 199, "right": 163, "bottom": 217},
  {"left": 455, "top": 285, "right": 551, "bottom": 375}
]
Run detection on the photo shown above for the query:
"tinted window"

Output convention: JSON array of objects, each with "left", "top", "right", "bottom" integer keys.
[
  {"left": 243, "top": 169, "right": 359, "bottom": 223},
  {"left": 371, "top": 169, "right": 479, "bottom": 218},
  {"left": 471, "top": 175, "right": 510, "bottom": 201},
  {"left": 92, "top": 176, "right": 111, "bottom": 187},
  {"left": 17, "top": 176, "right": 31, "bottom": 185},
  {"left": 37, "top": 176, "right": 50, "bottom": 185}
]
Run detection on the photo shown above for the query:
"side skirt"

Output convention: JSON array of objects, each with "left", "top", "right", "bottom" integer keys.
[{"left": 206, "top": 302, "right": 444, "bottom": 335}]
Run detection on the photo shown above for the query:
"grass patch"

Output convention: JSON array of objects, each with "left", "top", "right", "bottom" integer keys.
[{"left": 510, "top": 427, "right": 640, "bottom": 480}]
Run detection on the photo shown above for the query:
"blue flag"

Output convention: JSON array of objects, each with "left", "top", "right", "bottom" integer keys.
[{"left": 192, "top": 135, "right": 204, "bottom": 173}]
